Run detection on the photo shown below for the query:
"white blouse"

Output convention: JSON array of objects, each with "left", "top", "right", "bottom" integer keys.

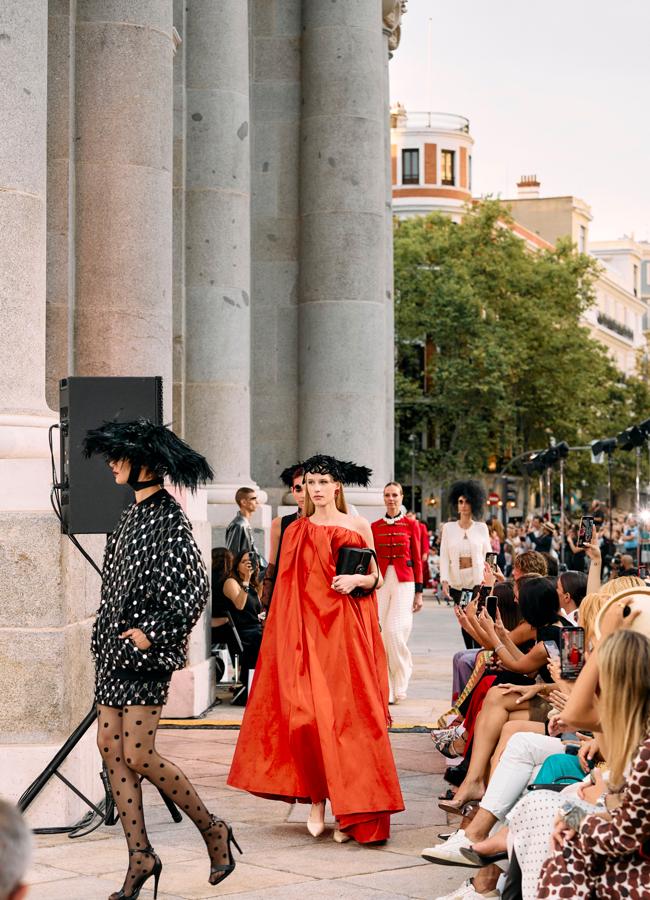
[{"left": 439, "top": 520, "right": 492, "bottom": 589}]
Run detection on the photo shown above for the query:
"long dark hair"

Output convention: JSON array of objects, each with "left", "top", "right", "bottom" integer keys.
[
  {"left": 232, "top": 549, "right": 261, "bottom": 594},
  {"left": 493, "top": 582, "right": 520, "bottom": 632},
  {"left": 518, "top": 576, "right": 560, "bottom": 629}
]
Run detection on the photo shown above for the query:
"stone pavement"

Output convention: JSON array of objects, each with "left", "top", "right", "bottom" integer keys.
[{"left": 28, "top": 600, "right": 477, "bottom": 899}]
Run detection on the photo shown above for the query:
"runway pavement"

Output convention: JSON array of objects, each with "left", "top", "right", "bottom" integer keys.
[{"left": 28, "top": 598, "right": 477, "bottom": 899}]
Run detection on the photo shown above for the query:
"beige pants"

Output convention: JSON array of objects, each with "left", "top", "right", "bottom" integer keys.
[{"left": 377, "top": 565, "right": 415, "bottom": 701}]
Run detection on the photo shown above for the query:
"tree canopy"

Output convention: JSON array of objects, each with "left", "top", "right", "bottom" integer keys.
[{"left": 394, "top": 200, "right": 649, "bottom": 495}]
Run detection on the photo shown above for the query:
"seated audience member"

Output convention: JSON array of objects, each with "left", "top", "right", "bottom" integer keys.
[
  {"left": 556, "top": 569, "right": 587, "bottom": 624},
  {"left": 429, "top": 580, "right": 648, "bottom": 900},
  {"left": 537, "top": 629, "right": 650, "bottom": 899},
  {"left": 212, "top": 548, "right": 263, "bottom": 706},
  {"left": 424, "top": 589, "right": 607, "bottom": 867},
  {"left": 0, "top": 799, "right": 32, "bottom": 900}
]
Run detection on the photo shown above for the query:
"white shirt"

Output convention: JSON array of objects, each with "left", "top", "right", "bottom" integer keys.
[{"left": 439, "top": 520, "right": 492, "bottom": 589}]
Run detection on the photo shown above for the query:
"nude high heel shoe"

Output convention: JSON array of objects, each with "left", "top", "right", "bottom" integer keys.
[{"left": 307, "top": 800, "right": 325, "bottom": 837}]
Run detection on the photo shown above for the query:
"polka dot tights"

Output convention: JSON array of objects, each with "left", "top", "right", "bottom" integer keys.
[{"left": 97, "top": 704, "right": 230, "bottom": 893}]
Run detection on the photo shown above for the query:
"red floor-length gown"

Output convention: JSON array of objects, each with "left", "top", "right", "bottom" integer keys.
[{"left": 227, "top": 516, "right": 404, "bottom": 842}]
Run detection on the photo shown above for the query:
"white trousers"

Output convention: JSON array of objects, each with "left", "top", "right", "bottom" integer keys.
[
  {"left": 377, "top": 566, "right": 415, "bottom": 701},
  {"left": 480, "top": 731, "right": 563, "bottom": 820}
]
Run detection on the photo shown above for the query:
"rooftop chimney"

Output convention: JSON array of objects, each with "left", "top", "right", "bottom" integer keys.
[{"left": 517, "top": 175, "right": 541, "bottom": 198}]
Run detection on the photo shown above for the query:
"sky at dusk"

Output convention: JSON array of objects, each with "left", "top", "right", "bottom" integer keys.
[{"left": 389, "top": 0, "right": 650, "bottom": 241}]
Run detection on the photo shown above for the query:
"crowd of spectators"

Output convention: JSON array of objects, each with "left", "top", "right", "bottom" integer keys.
[
  {"left": 424, "top": 533, "right": 650, "bottom": 899},
  {"left": 423, "top": 501, "right": 649, "bottom": 594}
]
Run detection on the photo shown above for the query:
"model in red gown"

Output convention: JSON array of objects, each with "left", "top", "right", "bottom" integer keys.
[{"left": 227, "top": 487, "right": 404, "bottom": 842}]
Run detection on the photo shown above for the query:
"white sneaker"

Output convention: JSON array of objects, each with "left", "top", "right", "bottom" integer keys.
[
  {"left": 435, "top": 879, "right": 499, "bottom": 900},
  {"left": 422, "top": 829, "right": 476, "bottom": 866}
]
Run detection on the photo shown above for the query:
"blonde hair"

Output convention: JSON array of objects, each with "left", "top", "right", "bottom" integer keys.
[
  {"left": 490, "top": 519, "right": 505, "bottom": 541},
  {"left": 598, "top": 630, "right": 650, "bottom": 789},
  {"left": 303, "top": 476, "right": 348, "bottom": 516},
  {"left": 601, "top": 574, "right": 645, "bottom": 595},
  {"left": 578, "top": 592, "right": 608, "bottom": 649}
]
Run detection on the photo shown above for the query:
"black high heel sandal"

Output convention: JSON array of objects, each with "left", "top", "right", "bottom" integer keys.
[
  {"left": 201, "top": 814, "right": 243, "bottom": 886},
  {"left": 109, "top": 846, "right": 162, "bottom": 900}
]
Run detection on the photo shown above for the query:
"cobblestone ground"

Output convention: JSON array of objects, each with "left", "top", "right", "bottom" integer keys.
[{"left": 28, "top": 600, "right": 475, "bottom": 899}]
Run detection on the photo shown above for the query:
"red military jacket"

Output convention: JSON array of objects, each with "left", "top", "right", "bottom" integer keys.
[{"left": 371, "top": 514, "right": 423, "bottom": 590}]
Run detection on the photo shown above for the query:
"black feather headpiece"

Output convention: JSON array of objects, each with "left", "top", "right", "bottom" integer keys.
[
  {"left": 83, "top": 419, "right": 214, "bottom": 491},
  {"left": 279, "top": 463, "right": 305, "bottom": 488},
  {"left": 300, "top": 454, "right": 372, "bottom": 487}
]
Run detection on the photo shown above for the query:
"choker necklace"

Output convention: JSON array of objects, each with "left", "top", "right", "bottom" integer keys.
[{"left": 383, "top": 512, "right": 405, "bottom": 524}]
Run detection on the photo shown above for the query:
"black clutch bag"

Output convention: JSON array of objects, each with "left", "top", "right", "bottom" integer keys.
[{"left": 336, "top": 546, "right": 380, "bottom": 597}]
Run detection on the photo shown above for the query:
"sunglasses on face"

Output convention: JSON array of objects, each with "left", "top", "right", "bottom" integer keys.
[{"left": 292, "top": 484, "right": 304, "bottom": 493}]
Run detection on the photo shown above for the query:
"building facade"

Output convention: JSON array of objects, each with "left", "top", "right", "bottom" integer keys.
[
  {"left": 390, "top": 104, "right": 473, "bottom": 221},
  {"left": 0, "top": 0, "right": 406, "bottom": 824}
]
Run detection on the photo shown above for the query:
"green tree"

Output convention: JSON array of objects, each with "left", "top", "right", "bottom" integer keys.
[{"left": 394, "top": 200, "right": 648, "bottom": 498}]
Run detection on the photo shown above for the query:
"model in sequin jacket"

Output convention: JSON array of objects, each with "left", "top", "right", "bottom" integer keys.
[{"left": 91, "top": 489, "right": 208, "bottom": 680}]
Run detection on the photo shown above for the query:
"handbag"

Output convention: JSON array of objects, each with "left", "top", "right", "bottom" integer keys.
[{"left": 336, "top": 546, "right": 380, "bottom": 598}]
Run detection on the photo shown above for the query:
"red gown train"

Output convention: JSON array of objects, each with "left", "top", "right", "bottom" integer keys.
[{"left": 227, "top": 517, "right": 404, "bottom": 842}]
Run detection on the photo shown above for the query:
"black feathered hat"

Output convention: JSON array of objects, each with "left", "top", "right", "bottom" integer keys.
[
  {"left": 83, "top": 419, "right": 213, "bottom": 491},
  {"left": 448, "top": 479, "right": 486, "bottom": 518},
  {"left": 279, "top": 463, "right": 305, "bottom": 488},
  {"left": 300, "top": 454, "right": 372, "bottom": 487}
]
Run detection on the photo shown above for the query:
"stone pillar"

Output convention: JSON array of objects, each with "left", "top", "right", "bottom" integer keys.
[
  {"left": 250, "top": 0, "right": 302, "bottom": 507},
  {"left": 172, "top": 0, "right": 187, "bottom": 434},
  {"left": 0, "top": 0, "right": 101, "bottom": 827},
  {"left": 382, "top": 1, "right": 407, "bottom": 480},
  {"left": 184, "top": 1, "right": 269, "bottom": 543},
  {"left": 74, "top": 0, "right": 174, "bottom": 418},
  {"left": 299, "top": 0, "right": 388, "bottom": 513},
  {"left": 46, "top": 0, "right": 74, "bottom": 410}
]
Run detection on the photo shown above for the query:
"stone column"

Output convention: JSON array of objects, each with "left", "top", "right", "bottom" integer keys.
[
  {"left": 382, "top": 1, "right": 407, "bottom": 480},
  {"left": 46, "top": 0, "right": 74, "bottom": 410},
  {"left": 0, "top": 0, "right": 102, "bottom": 827},
  {"left": 172, "top": 0, "right": 187, "bottom": 434},
  {"left": 299, "top": 0, "right": 388, "bottom": 513},
  {"left": 250, "top": 0, "right": 302, "bottom": 507},
  {"left": 184, "top": 1, "right": 268, "bottom": 544},
  {"left": 74, "top": 0, "right": 174, "bottom": 418}
]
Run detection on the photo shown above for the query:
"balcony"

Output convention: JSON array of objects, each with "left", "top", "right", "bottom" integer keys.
[
  {"left": 392, "top": 110, "right": 470, "bottom": 134},
  {"left": 597, "top": 311, "right": 634, "bottom": 341}
]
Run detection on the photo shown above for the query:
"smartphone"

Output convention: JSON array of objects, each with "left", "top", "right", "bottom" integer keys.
[
  {"left": 560, "top": 627, "right": 585, "bottom": 680},
  {"left": 543, "top": 640, "right": 560, "bottom": 661},
  {"left": 485, "top": 552, "right": 498, "bottom": 573},
  {"left": 639, "top": 564, "right": 648, "bottom": 580},
  {"left": 459, "top": 589, "right": 473, "bottom": 608},
  {"left": 486, "top": 594, "right": 498, "bottom": 619},
  {"left": 577, "top": 516, "right": 595, "bottom": 548}
]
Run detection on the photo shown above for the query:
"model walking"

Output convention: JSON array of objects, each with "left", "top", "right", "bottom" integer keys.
[
  {"left": 439, "top": 480, "right": 491, "bottom": 648},
  {"left": 84, "top": 420, "right": 241, "bottom": 899},
  {"left": 371, "top": 482, "right": 424, "bottom": 703},
  {"left": 228, "top": 454, "right": 404, "bottom": 843}
]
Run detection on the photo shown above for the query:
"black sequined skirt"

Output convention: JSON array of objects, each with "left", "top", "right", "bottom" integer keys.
[{"left": 95, "top": 667, "right": 172, "bottom": 708}]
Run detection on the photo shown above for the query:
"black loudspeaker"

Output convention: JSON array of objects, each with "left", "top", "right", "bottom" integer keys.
[{"left": 59, "top": 376, "right": 163, "bottom": 534}]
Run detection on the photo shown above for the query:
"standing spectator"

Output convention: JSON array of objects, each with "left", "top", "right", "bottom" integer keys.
[
  {"left": 225, "top": 487, "right": 264, "bottom": 572},
  {"left": 565, "top": 522, "right": 586, "bottom": 572},
  {"left": 261, "top": 464, "right": 306, "bottom": 608},
  {"left": 0, "top": 799, "right": 31, "bottom": 900},
  {"left": 406, "top": 511, "right": 430, "bottom": 581},
  {"left": 373, "top": 484, "right": 424, "bottom": 703},
  {"left": 590, "top": 498, "right": 606, "bottom": 529}
]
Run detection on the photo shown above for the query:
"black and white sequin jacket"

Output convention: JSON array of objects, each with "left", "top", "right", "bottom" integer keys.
[{"left": 91, "top": 490, "right": 209, "bottom": 677}]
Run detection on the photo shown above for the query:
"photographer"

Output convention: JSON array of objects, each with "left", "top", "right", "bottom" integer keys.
[{"left": 214, "top": 550, "right": 264, "bottom": 706}]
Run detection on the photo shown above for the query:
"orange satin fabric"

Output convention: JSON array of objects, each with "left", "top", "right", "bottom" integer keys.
[{"left": 227, "top": 517, "right": 404, "bottom": 842}]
